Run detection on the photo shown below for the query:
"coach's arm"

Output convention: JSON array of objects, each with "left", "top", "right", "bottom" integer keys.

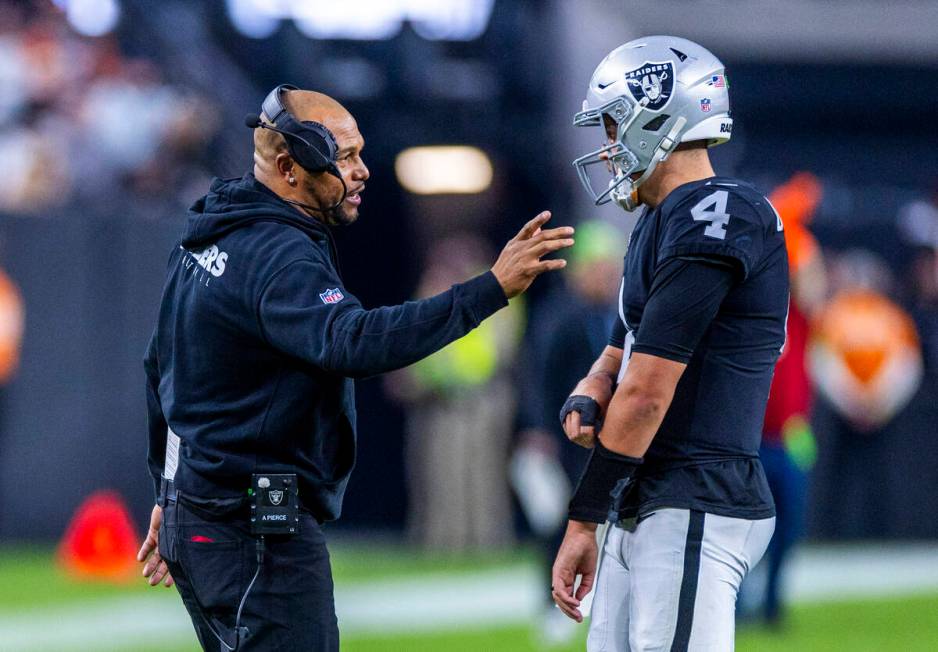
[{"left": 259, "top": 213, "right": 572, "bottom": 379}]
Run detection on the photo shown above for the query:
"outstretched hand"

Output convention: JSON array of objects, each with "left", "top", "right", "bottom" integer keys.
[
  {"left": 136, "top": 504, "right": 174, "bottom": 588},
  {"left": 491, "top": 212, "right": 574, "bottom": 299}
]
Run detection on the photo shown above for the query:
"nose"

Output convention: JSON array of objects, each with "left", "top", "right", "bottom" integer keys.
[{"left": 354, "top": 160, "right": 369, "bottom": 182}]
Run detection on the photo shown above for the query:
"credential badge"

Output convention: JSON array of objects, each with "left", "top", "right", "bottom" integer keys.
[
  {"left": 624, "top": 61, "right": 675, "bottom": 112},
  {"left": 269, "top": 489, "right": 284, "bottom": 506}
]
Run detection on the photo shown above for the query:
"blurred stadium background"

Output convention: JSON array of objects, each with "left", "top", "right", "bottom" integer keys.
[{"left": 2, "top": 0, "right": 938, "bottom": 650}]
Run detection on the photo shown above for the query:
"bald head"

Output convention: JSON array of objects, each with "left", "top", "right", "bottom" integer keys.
[{"left": 283, "top": 89, "right": 347, "bottom": 121}]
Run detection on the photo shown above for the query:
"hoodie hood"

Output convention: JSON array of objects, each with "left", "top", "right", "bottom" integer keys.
[{"left": 182, "top": 173, "right": 332, "bottom": 250}]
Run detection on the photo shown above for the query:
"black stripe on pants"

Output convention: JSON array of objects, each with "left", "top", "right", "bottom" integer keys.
[{"left": 670, "top": 510, "right": 706, "bottom": 651}]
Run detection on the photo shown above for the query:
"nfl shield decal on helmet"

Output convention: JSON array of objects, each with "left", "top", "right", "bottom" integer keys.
[
  {"left": 624, "top": 61, "right": 674, "bottom": 111},
  {"left": 269, "top": 489, "right": 284, "bottom": 506},
  {"left": 700, "top": 98, "right": 712, "bottom": 112},
  {"left": 319, "top": 288, "right": 345, "bottom": 304}
]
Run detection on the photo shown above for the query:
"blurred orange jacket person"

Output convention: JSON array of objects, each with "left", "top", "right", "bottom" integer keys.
[
  {"left": 810, "top": 290, "right": 922, "bottom": 431},
  {"left": 0, "top": 269, "right": 24, "bottom": 384},
  {"left": 763, "top": 173, "right": 825, "bottom": 455}
]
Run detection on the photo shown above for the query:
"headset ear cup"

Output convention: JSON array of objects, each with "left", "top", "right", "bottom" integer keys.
[
  {"left": 283, "top": 137, "right": 322, "bottom": 174},
  {"left": 282, "top": 119, "right": 338, "bottom": 174},
  {"left": 301, "top": 121, "right": 338, "bottom": 163}
]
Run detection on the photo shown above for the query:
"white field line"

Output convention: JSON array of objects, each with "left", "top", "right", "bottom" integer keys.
[{"left": 1, "top": 544, "right": 938, "bottom": 651}]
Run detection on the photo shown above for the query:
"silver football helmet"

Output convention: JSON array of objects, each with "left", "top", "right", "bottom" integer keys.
[{"left": 573, "top": 36, "right": 733, "bottom": 211}]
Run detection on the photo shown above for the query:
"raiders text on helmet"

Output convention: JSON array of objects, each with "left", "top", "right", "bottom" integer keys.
[{"left": 572, "top": 36, "right": 733, "bottom": 211}]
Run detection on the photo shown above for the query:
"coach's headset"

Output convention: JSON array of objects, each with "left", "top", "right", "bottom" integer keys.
[{"left": 245, "top": 84, "right": 348, "bottom": 212}]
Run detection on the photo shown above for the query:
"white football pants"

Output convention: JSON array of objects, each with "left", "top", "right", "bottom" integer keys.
[{"left": 587, "top": 508, "right": 775, "bottom": 652}]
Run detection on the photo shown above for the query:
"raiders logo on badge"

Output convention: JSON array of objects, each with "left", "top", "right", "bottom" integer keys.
[
  {"left": 624, "top": 61, "right": 674, "bottom": 112},
  {"left": 269, "top": 489, "right": 284, "bottom": 506}
]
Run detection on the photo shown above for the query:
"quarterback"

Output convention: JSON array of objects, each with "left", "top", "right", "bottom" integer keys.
[{"left": 552, "top": 36, "right": 788, "bottom": 650}]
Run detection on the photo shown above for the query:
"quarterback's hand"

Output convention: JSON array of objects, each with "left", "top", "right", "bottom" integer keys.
[
  {"left": 552, "top": 520, "right": 599, "bottom": 622},
  {"left": 563, "top": 374, "right": 614, "bottom": 448},
  {"left": 491, "top": 212, "right": 574, "bottom": 299},
  {"left": 136, "top": 504, "right": 174, "bottom": 588}
]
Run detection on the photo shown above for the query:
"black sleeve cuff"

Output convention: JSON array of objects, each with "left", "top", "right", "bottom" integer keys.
[
  {"left": 630, "top": 343, "right": 692, "bottom": 364},
  {"left": 460, "top": 271, "right": 509, "bottom": 324}
]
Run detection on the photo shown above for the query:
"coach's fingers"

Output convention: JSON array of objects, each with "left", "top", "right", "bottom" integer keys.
[
  {"left": 138, "top": 505, "right": 163, "bottom": 565},
  {"left": 533, "top": 238, "right": 575, "bottom": 258},
  {"left": 137, "top": 539, "right": 154, "bottom": 564},
  {"left": 531, "top": 226, "right": 575, "bottom": 243},
  {"left": 516, "top": 211, "right": 551, "bottom": 241},
  {"left": 164, "top": 571, "right": 175, "bottom": 588},
  {"left": 141, "top": 550, "right": 161, "bottom": 578},
  {"left": 148, "top": 559, "right": 169, "bottom": 586},
  {"left": 136, "top": 529, "right": 157, "bottom": 563},
  {"left": 530, "top": 260, "right": 567, "bottom": 277}
]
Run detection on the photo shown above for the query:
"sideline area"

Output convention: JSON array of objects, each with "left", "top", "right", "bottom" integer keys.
[{"left": 1, "top": 543, "right": 937, "bottom": 651}]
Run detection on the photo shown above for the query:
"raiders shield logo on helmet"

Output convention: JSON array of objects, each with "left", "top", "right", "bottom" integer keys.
[
  {"left": 269, "top": 489, "right": 284, "bottom": 506},
  {"left": 624, "top": 61, "right": 674, "bottom": 111}
]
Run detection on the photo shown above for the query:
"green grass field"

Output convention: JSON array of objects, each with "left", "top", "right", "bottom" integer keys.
[
  {"left": 119, "top": 596, "right": 938, "bottom": 652},
  {"left": 2, "top": 544, "right": 937, "bottom": 651},
  {"left": 343, "top": 596, "right": 938, "bottom": 652},
  {"left": 0, "top": 543, "right": 533, "bottom": 612}
]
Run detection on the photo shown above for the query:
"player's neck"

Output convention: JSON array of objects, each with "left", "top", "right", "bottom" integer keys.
[{"left": 640, "top": 149, "right": 716, "bottom": 208}]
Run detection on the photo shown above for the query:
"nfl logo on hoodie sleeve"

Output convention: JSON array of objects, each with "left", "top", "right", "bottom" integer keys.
[{"left": 319, "top": 288, "right": 345, "bottom": 305}]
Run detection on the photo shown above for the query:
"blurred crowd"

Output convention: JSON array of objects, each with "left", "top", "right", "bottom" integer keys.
[{"left": 0, "top": 0, "right": 219, "bottom": 214}]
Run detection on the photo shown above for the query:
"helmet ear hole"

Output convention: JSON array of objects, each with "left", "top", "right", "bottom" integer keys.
[{"left": 642, "top": 115, "right": 670, "bottom": 132}]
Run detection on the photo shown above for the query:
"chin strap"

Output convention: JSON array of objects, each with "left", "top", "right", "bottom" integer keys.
[{"left": 612, "top": 116, "right": 688, "bottom": 210}]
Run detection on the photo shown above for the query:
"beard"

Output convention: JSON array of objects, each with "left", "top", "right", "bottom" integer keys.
[
  {"left": 324, "top": 201, "right": 358, "bottom": 227},
  {"left": 299, "top": 176, "right": 358, "bottom": 226}
]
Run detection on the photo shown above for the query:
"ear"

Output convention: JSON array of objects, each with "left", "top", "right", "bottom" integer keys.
[{"left": 274, "top": 152, "right": 295, "bottom": 180}]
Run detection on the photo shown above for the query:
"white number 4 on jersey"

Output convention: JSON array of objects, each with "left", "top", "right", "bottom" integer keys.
[{"left": 691, "top": 190, "right": 731, "bottom": 240}]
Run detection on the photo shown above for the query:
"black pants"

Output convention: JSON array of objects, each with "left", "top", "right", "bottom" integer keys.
[{"left": 159, "top": 495, "right": 339, "bottom": 651}]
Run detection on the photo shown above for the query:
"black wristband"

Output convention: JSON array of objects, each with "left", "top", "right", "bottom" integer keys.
[
  {"left": 559, "top": 395, "right": 603, "bottom": 429},
  {"left": 568, "top": 440, "right": 642, "bottom": 523}
]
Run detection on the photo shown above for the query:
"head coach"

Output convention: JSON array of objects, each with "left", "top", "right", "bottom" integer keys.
[{"left": 135, "top": 84, "right": 573, "bottom": 651}]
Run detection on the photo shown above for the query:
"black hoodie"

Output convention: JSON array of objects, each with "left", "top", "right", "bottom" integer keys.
[{"left": 145, "top": 174, "right": 508, "bottom": 521}]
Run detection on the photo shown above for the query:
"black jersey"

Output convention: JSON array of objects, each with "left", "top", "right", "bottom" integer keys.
[{"left": 609, "top": 176, "right": 789, "bottom": 519}]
